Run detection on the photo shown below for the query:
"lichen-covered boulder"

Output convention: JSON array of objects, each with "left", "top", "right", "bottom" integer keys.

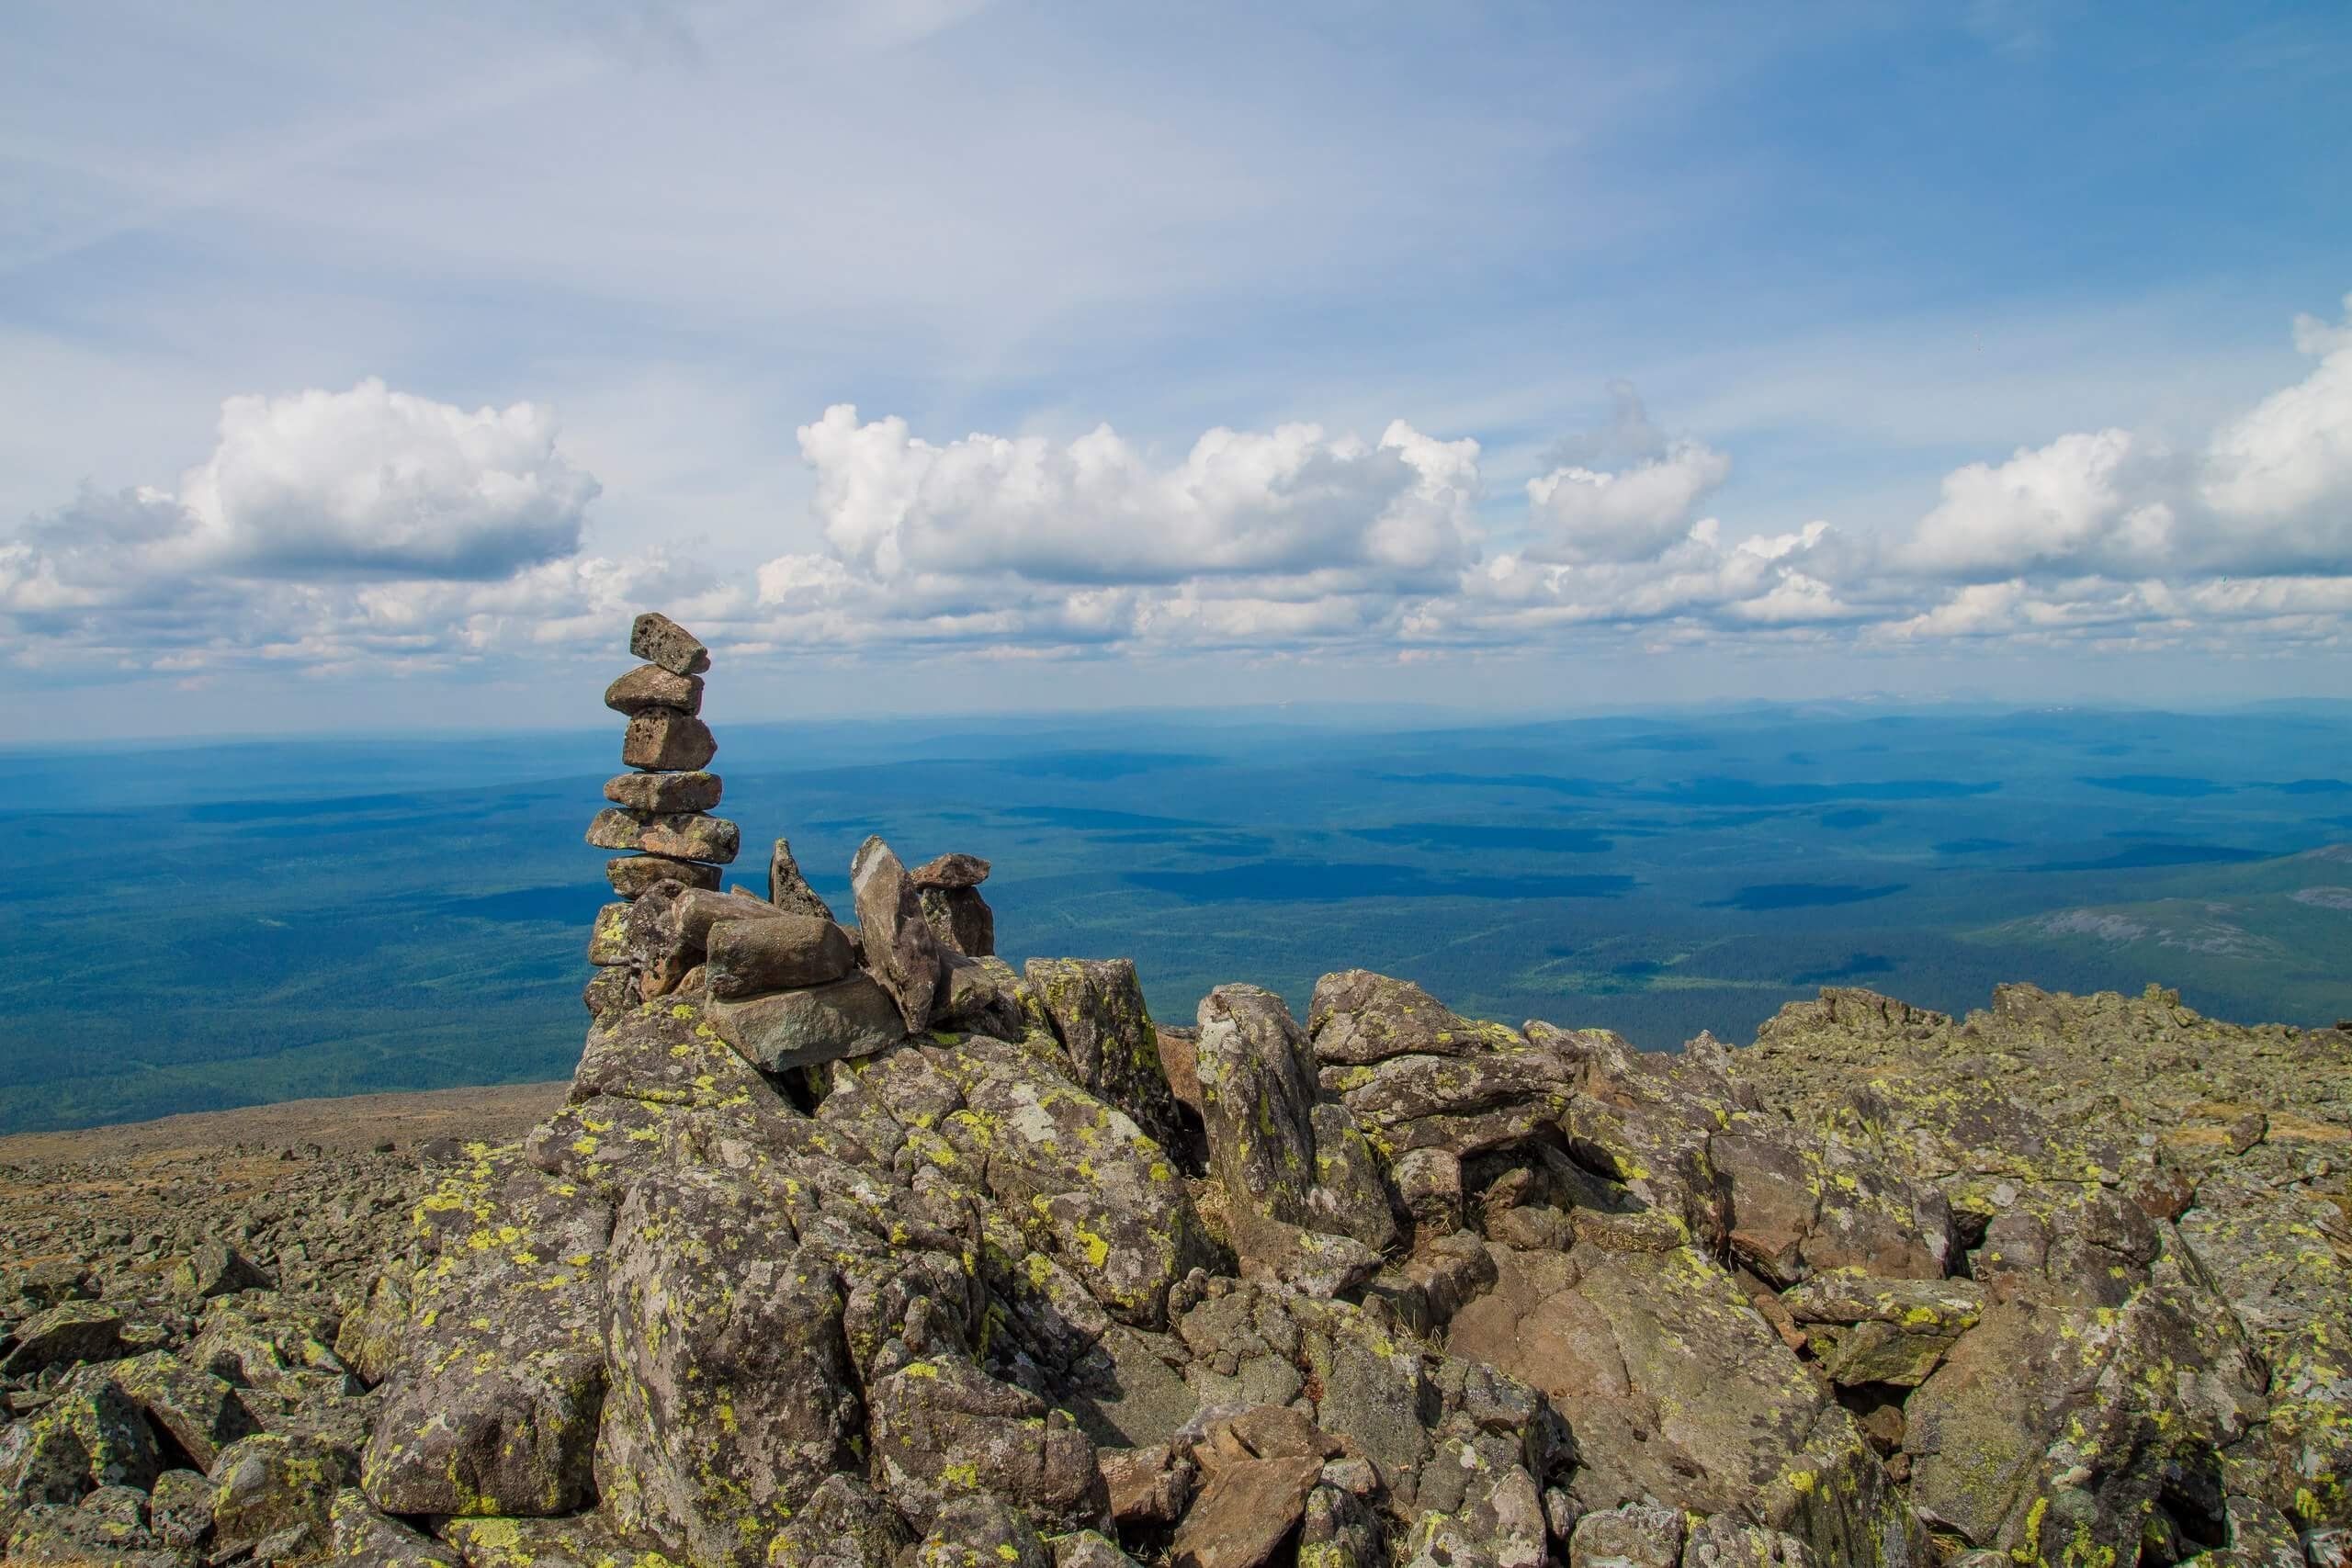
[
  {"left": 922, "top": 1031, "right": 1212, "bottom": 1329},
  {"left": 1323, "top": 1018, "right": 1578, "bottom": 1168},
  {"left": 708, "top": 973, "right": 906, "bottom": 1072},
  {"left": 1446, "top": 1244, "right": 1923, "bottom": 1564},
  {"left": 594, "top": 1163, "right": 862, "bottom": 1567},
  {"left": 1024, "top": 957, "right": 1187, "bottom": 1157},
  {"left": 0, "top": 1382, "right": 160, "bottom": 1525},
  {"left": 327, "top": 1487, "right": 463, "bottom": 1565},
  {"left": 209, "top": 1431, "right": 353, "bottom": 1557},
  {"left": 1309, "top": 969, "right": 1523, "bottom": 1066},
  {"left": 97, "top": 1350, "right": 259, "bottom": 1472},
  {"left": 358, "top": 1151, "right": 612, "bottom": 1517},
  {"left": 436, "top": 1509, "right": 686, "bottom": 1568},
  {"left": 1197, "top": 986, "right": 1398, "bottom": 1264},
  {"left": 867, "top": 1348, "right": 1106, "bottom": 1535},
  {"left": 1903, "top": 1244, "right": 2267, "bottom": 1562},
  {"left": 764, "top": 1472, "right": 909, "bottom": 1568}
]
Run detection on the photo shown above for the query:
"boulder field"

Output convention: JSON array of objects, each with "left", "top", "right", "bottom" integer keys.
[{"left": 2, "top": 615, "right": 2346, "bottom": 1568}]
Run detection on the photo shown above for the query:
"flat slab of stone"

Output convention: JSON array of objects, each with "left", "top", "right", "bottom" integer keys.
[
  {"left": 586, "top": 807, "right": 739, "bottom": 864},
  {"left": 708, "top": 974, "right": 907, "bottom": 1072},
  {"left": 603, "top": 770, "right": 721, "bottom": 813},
  {"left": 673, "top": 887, "right": 783, "bottom": 945},
  {"left": 606, "top": 854, "right": 721, "bottom": 897},
  {"left": 622, "top": 708, "right": 717, "bottom": 771},
  {"left": 603, "top": 663, "right": 704, "bottom": 716},
  {"left": 909, "top": 852, "right": 990, "bottom": 889},
  {"left": 706, "top": 913, "right": 856, "bottom": 998},
  {"left": 629, "top": 611, "right": 710, "bottom": 676}
]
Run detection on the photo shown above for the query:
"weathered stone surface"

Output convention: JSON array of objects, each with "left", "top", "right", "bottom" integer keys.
[
  {"left": 768, "top": 837, "right": 836, "bottom": 920},
  {"left": 1025, "top": 957, "right": 1187, "bottom": 1157},
  {"left": 1903, "top": 1256, "right": 2267, "bottom": 1562},
  {"left": 852, "top": 835, "right": 944, "bottom": 1031},
  {"left": 328, "top": 1486, "right": 462, "bottom": 1564},
  {"left": 603, "top": 767, "right": 720, "bottom": 812},
  {"left": 585, "top": 900, "right": 631, "bottom": 966},
  {"left": 1170, "top": 1451, "right": 1323, "bottom": 1568},
  {"left": 621, "top": 707, "right": 717, "bottom": 771},
  {"left": 101, "top": 1351, "right": 258, "bottom": 1472},
  {"left": 936, "top": 953, "right": 1028, "bottom": 1041},
  {"left": 438, "top": 1509, "right": 687, "bottom": 1568},
  {"left": 629, "top": 611, "right": 709, "bottom": 676},
  {"left": 0, "top": 1382, "right": 160, "bottom": 1514},
  {"left": 1195, "top": 985, "right": 1398, "bottom": 1269},
  {"left": 705, "top": 911, "right": 855, "bottom": 997},
  {"left": 920, "top": 884, "right": 996, "bottom": 958},
  {"left": 0, "top": 1301, "right": 122, "bottom": 1374},
  {"left": 358, "top": 1152, "right": 611, "bottom": 1517},
  {"left": 595, "top": 1165, "right": 862, "bottom": 1567},
  {"left": 671, "top": 886, "right": 779, "bottom": 945},
  {"left": 605, "top": 852, "right": 719, "bottom": 897},
  {"left": 868, "top": 1349, "right": 1106, "bottom": 1535},
  {"left": 708, "top": 972, "right": 906, "bottom": 1071},
  {"left": 169, "top": 1237, "right": 273, "bottom": 1299},
  {"left": 1445, "top": 1244, "right": 1920, "bottom": 1563},
  {"left": 1100, "top": 1443, "right": 1193, "bottom": 1528},
  {"left": 585, "top": 806, "right": 739, "bottom": 864},
  {"left": 210, "top": 1430, "right": 350, "bottom": 1555},
  {"left": 616, "top": 879, "right": 699, "bottom": 998},
  {"left": 764, "top": 1472, "right": 908, "bottom": 1568},
  {"left": 603, "top": 662, "right": 705, "bottom": 716},
  {"left": 917, "top": 1493, "right": 1052, "bottom": 1568},
  {"left": 1569, "top": 1501, "right": 1686, "bottom": 1568},
  {"left": 1310, "top": 968, "right": 1523, "bottom": 1066},
  {"left": 922, "top": 1031, "right": 1213, "bottom": 1328},
  {"left": 910, "top": 852, "right": 991, "bottom": 888}
]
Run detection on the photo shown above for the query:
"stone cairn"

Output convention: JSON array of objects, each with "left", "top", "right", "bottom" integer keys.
[{"left": 582, "top": 612, "right": 1002, "bottom": 1077}]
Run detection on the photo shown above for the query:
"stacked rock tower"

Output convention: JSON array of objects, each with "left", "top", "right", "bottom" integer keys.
[{"left": 582, "top": 612, "right": 1007, "bottom": 1071}]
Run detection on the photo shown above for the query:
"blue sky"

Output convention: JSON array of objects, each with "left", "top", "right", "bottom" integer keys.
[{"left": 4, "top": 1, "right": 2349, "bottom": 736}]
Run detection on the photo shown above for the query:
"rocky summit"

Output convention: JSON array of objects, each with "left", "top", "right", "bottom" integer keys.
[{"left": 4, "top": 617, "right": 2349, "bottom": 1568}]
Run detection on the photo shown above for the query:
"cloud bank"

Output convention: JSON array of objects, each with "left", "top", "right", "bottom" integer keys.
[{"left": 5, "top": 297, "right": 2348, "bottom": 684}]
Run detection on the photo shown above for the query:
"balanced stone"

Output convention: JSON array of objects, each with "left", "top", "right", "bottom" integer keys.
[
  {"left": 673, "top": 888, "right": 784, "bottom": 945},
  {"left": 909, "top": 852, "right": 990, "bottom": 889},
  {"left": 587, "top": 807, "right": 739, "bottom": 864},
  {"left": 604, "top": 770, "right": 722, "bottom": 814},
  {"left": 705, "top": 914, "right": 856, "bottom": 998},
  {"left": 920, "top": 886, "right": 995, "bottom": 957},
  {"left": 607, "top": 854, "right": 722, "bottom": 897},
  {"left": 604, "top": 663, "right": 704, "bottom": 716},
  {"left": 770, "top": 837, "right": 835, "bottom": 921},
  {"left": 707, "top": 973, "right": 907, "bottom": 1071},
  {"left": 851, "top": 835, "right": 944, "bottom": 1032},
  {"left": 630, "top": 612, "right": 710, "bottom": 676},
  {"left": 622, "top": 708, "right": 718, "bottom": 771}
]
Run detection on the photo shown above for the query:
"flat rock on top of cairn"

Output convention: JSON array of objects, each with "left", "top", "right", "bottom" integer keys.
[
  {"left": 604, "top": 663, "right": 704, "bottom": 716},
  {"left": 909, "top": 852, "right": 990, "bottom": 889},
  {"left": 630, "top": 611, "right": 710, "bottom": 676}
]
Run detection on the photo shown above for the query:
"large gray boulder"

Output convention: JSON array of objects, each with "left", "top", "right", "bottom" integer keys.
[{"left": 595, "top": 1166, "right": 863, "bottom": 1567}]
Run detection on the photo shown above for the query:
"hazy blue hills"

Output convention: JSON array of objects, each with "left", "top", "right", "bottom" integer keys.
[{"left": 3, "top": 701, "right": 2348, "bottom": 1134}]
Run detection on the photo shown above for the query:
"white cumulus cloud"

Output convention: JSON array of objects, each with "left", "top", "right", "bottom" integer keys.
[
  {"left": 1524, "top": 437, "right": 1733, "bottom": 564},
  {"left": 796, "top": 404, "right": 1481, "bottom": 588}
]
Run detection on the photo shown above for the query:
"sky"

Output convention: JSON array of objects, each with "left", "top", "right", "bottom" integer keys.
[{"left": 4, "top": 0, "right": 2350, "bottom": 738}]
